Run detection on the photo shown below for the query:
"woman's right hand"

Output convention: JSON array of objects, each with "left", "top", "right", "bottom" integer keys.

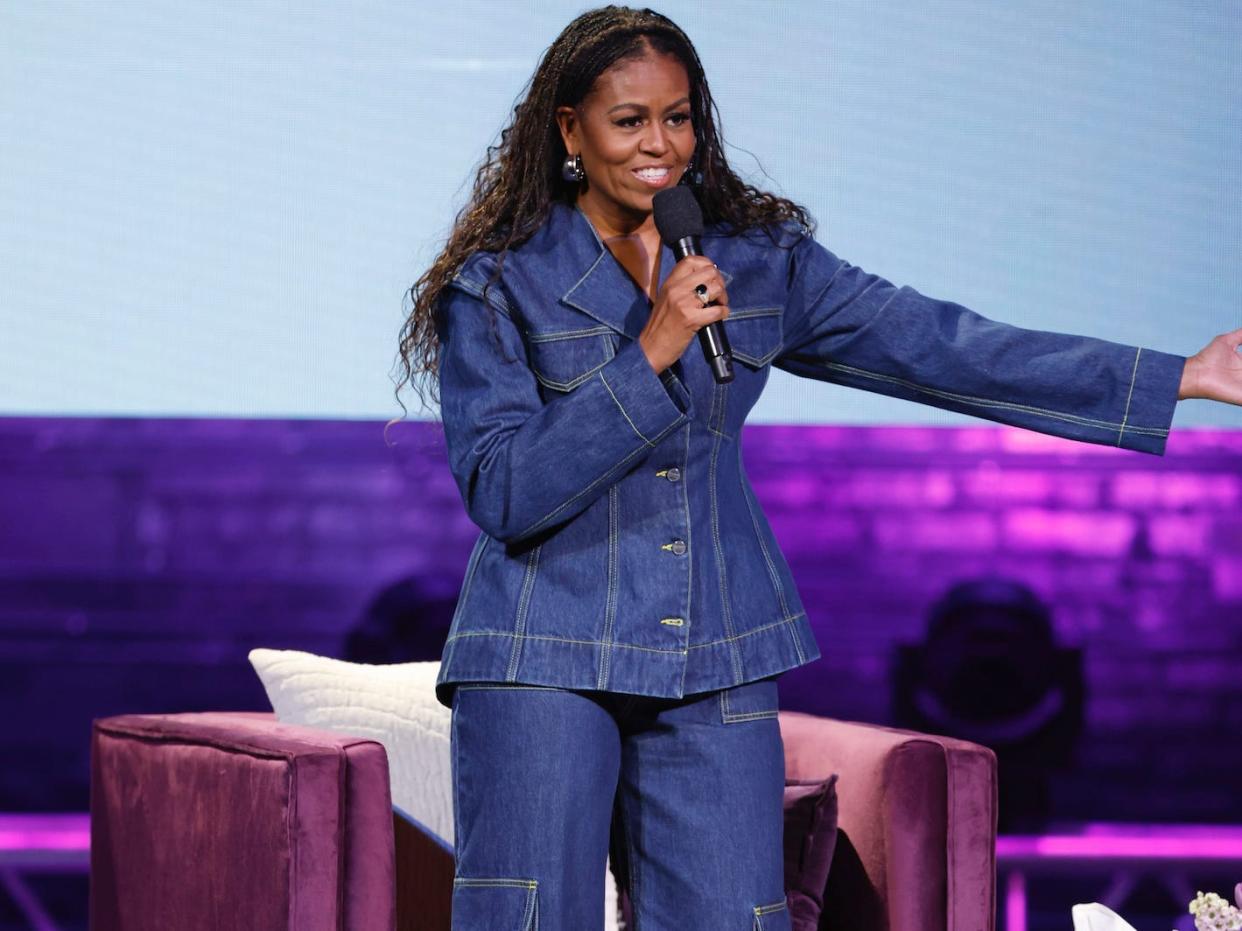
[{"left": 638, "top": 255, "right": 730, "bottom": 374}]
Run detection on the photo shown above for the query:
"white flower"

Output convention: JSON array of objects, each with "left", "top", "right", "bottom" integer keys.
[{"left": 1188, "top": 890, "right": 1242, "bottom": 931}]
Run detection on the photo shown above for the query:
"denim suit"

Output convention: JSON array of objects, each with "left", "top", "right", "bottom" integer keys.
[{"left": 433, "top": 199, "right": 1185, "bottom": 711}]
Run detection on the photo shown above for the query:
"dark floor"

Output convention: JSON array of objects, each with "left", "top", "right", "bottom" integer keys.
[{"left": 2, "top": 869, "right": 1237, "bottom": 930}]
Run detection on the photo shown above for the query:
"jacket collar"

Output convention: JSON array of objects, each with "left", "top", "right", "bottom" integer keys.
[{"left": 513, "top": 200, "right": 730, "bottom": 341}]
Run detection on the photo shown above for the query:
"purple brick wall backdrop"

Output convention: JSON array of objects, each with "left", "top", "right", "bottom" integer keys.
[{"left": 1, "top": 416, "right": 1240, "bottom": 825}]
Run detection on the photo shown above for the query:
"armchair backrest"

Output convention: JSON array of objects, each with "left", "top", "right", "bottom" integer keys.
[{"left": 779, "top": 711, "right": 998, "bottom": 931}]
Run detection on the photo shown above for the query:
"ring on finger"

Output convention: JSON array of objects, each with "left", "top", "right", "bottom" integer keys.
[{"left": 694, "top": 282, "right": 711, "bottom": 307}]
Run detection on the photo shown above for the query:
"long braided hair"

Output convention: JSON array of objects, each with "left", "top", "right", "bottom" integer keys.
[{"left": 388, "top": 5, "right": 814, "bottom": 436}]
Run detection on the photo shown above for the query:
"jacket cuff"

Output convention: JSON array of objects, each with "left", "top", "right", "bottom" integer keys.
[
  {"left": 1118, "top": 347, "right": 1185, "bottom": 456},
  {"left": 598, "top": 340, "right": 692, "bottom": 445}
]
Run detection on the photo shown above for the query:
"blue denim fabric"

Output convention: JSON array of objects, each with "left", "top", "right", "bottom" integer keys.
[
  {"left": 433, "top": 200, "right": 1186, "bottom": 708},
  {"left": 449, "top": 675, "right": 789, "bottom": 931}
]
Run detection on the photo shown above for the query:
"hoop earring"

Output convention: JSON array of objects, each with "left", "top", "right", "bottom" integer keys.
[{"left": 561, "top": 153, "right": 585, "bottom": 183}]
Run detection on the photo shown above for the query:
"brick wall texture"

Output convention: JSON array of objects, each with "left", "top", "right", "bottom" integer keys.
[{"left": 1, "top": 417, "right": 1239, "bottom": 823}]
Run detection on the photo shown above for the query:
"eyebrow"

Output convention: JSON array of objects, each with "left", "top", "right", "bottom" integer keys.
[{"left": 606, "top": 96, "right": 690, "bottom": 115}]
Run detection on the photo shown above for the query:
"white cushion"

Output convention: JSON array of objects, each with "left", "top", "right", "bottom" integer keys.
[
  {"left": 248, "top": 648, "right": 454, "bottom": 843},
  {"left": 247, "top": 649, "right": 622, "bottom": 930},
  {"left": 1071, "top": 904, "right": 1137, "bottom": 931}
]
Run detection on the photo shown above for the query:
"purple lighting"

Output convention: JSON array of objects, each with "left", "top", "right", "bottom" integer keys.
[
  {"left": 0, "top": 814, "right": 90, "bottom": 865},
  {"left": 997, "top": 823, "right": 1242, "bottom": 864},
  {"left": 1005, "top": 870, "right": 1027, "bottom": 931}
]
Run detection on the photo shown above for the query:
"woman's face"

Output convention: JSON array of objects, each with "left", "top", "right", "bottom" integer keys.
[{"left": 556, "top": 48, "right": 695, "bottom": 231}]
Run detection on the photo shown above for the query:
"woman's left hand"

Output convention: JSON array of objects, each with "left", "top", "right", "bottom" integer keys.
[{"left": 1180, "top": 326, "right": 1242, "bottom": 404}]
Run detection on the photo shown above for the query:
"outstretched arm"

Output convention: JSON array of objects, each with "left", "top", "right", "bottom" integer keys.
[{"left": 773, "top": 233, "right": 1188, "bottom": 455}]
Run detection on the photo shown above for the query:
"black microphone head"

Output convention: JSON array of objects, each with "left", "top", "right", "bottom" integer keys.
[{"left": 652, "top": 186, "right": 703, "bottom": 244}]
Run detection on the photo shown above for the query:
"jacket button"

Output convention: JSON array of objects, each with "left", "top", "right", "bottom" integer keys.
[
  {"left": 665, "top": 467, "right": 681, "bottom": 482},
  {"left": 667, "top": 538, "right": 687, "bottom": 556}
]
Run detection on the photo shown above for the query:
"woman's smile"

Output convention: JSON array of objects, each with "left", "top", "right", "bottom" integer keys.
[{"left": 631, "top": 165, "right": 674, "bottom": 187}]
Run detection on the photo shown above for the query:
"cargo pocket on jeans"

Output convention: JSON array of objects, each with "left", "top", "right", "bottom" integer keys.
[
  {"left": 752, "top": 897, "right": 791, "bottom": 931},
  {"left": 719, "top": 676, "right": 780, "bottom": 724},
  {"left": 451, "top": 877, "right": 539, "bottom": 930}
]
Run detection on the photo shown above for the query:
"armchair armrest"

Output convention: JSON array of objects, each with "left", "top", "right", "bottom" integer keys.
[
  {"left": 778, "top": 711, "right": 998, "bottom": 931},
  {"left": 90, "top": 711, "right": 396, "bottom": 931}
]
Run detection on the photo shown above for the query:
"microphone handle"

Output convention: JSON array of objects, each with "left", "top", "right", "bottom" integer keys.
[{"left": 671, "top": 236, "right": 734, "bottom": 384}]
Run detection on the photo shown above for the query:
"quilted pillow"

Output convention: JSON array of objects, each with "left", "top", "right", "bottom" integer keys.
[{"left": 783, "top": 774, "right": 839, "bottom": 931}]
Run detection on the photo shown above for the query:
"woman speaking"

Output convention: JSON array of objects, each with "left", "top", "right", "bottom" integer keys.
[{"left": 394, "top": 6, "right": 1241, "bottom": 929}]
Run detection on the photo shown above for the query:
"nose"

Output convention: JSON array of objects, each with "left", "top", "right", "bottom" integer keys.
[{"left": 639, "top": 121, "right": 670, "bottom": 156}]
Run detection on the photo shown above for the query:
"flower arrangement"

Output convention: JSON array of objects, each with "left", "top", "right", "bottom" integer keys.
[
  {"left": 1071, "top": 885, "right": 1242, "bottom": 931},
  {"left": 1186, "top": 886, "right": 1242, "bottom": 931}
]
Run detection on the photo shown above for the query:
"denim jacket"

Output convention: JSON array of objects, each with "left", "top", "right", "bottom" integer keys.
[{"left": 432, "top": 200, "right": 1185, "bottom": 708}]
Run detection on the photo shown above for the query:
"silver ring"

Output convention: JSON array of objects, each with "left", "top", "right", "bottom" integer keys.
[{"left": 694, "top": 283, "right": 710, "bottom": 307}]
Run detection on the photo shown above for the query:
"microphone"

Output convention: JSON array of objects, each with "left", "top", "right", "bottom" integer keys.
[{"left": 652, "top": 187, "right": 734, "bottom": 384}]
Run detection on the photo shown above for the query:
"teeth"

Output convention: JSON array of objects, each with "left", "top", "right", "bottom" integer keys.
[{"left": 635, "top": 168, "right": 669, "bottom": 179}]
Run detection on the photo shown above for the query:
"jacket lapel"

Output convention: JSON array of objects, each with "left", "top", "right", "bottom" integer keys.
[
  {"left": 560, "top": 202, "right": 659, "bottom": 341},
  {"left": 514, "top": 200, "right": 731, "bottom": 342}
]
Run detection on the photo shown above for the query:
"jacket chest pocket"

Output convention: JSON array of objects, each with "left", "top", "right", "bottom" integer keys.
[
  {"left": 723, "top": 307, "right": 783, "bottom": 369},
  {"left": 526, "top": 326, "right": 618, "bottom": 392},
  {"left": 703, "top": 306, "right": 784, "bottom": 440}
]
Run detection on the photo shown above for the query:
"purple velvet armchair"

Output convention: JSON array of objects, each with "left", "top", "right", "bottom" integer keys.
[{"left": 90, "top": 708, "right": 997, "bottom": 930}]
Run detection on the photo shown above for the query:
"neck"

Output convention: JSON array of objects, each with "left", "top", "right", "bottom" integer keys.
[{"left": 575, "top": 190, "right": 657, "bottom": 241}]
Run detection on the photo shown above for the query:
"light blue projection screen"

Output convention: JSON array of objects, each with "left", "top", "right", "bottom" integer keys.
[{"left": 1, "top": 1, "right": 1238, "bottom": 426}]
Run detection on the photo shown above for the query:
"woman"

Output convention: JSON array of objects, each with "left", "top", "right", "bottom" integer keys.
[{"left": 394, "top": 7, "right": 1241, "bottom": 930}]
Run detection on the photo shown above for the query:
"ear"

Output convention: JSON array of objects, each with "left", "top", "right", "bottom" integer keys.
[{"left": 555, "top": 105, "right": 578, "bottom": 154}]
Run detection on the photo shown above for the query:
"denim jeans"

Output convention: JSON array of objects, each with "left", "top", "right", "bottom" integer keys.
[{"left": 449, "top": 674, "right": 792, "bottom": 931}]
